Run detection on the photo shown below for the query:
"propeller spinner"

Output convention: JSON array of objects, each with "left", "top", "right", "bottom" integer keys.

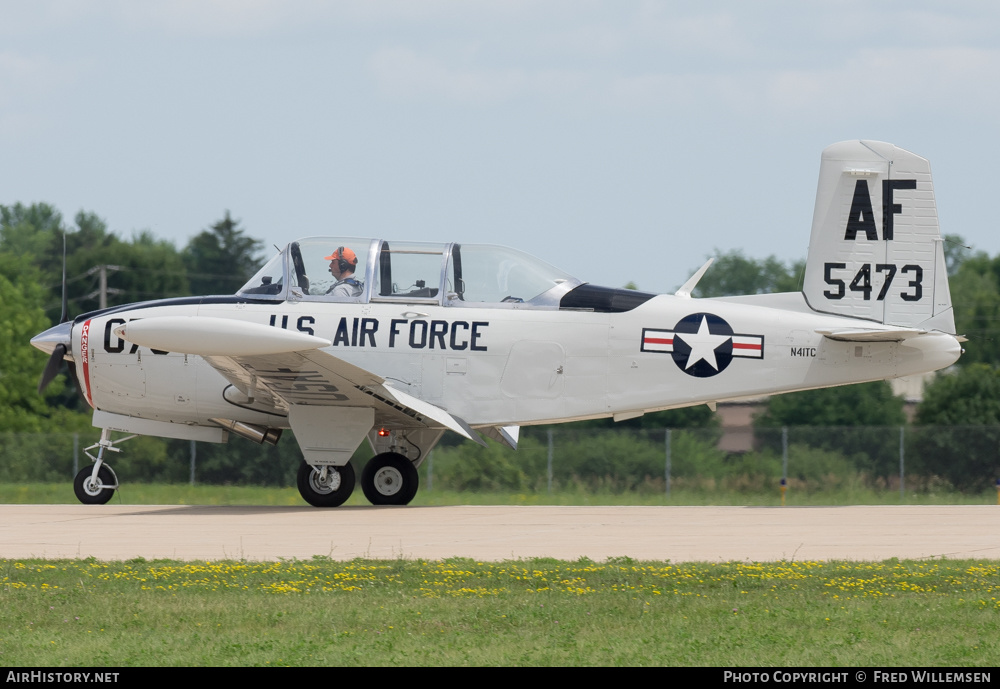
[{"left": 32, "top": 322, "right": 73, "bottom": 394}]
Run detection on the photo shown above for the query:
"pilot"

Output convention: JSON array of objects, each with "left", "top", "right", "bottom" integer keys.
[{"left": 325, "top": 246, "right": 363, "bottom": 297}]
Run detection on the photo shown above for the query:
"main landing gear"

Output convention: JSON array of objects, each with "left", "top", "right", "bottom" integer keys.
[
  {"left": 360, "top": 453, "right": 419, "bottom": 506},
  {"left": 297, "top": 462, "right": 356, "bottom": 508},
  {"left": 297, "top": 452, "right": 420, "bottom": 507},
  {"left": 296, "top": 427, "right": 434, "bottom": 508},
  {"left": 73, "top": 428, "right": 132, "bottom": 505}
]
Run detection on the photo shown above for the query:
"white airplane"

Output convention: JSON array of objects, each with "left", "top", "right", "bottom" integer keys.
[{"left": 31, "top": 140, "right": 963, "bottom": 507}]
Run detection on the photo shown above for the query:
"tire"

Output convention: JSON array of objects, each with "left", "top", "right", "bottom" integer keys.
[
  {"left": 297, "top": 462, "right": 355, "bottom": 507},
  {"left": 74, "top": 465, "right": 116, "bottom": 505},
  {"left": 361, "top": 452, "right": 419, "bottom": 506}
]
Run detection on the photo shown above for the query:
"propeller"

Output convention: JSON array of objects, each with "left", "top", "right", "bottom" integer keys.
[
  {"left": 37, "top": 343, "right": 68, "bottom": 394},
  {"left": 36, "top": 232, "right": 75, "bottom": 396}
]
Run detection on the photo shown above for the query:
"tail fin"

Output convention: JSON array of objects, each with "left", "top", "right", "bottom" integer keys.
[{"left": 802, "top": 140, "right": 954, "bottom": 333}]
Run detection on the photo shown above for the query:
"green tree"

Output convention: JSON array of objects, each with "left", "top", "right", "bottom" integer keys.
[
  {"left": 912, "top": 364, "right": 1000, "bottom": 491},
  {"left": 67, "top": 227, "right": 190, "bottom": 314},
  {"left": 916, "top": 365, "right": 1000, "bottom": 426},
  {"left": 183, "top": 211, "right": 263, "bottom": 295},
  {"left": 948, "top": 249, "right": 1000, "bottom": 366},
  {"left": 425, "top": 437, "right": 537, "bottom": 492},
  {"left": 1, "top": 203, "right": 69, "bottom": 322},
  {"left": 754, "top": 382, "right": 906, "bottom": 481},
  {"left": 691, "top": 250, "right": 804, "bottom": 298},
  {"left": 1, "top": 204, "right": 190, "bottom": 322},
  {"left": 755, "top": 382, "right": 905, "bottom": 428},
  {"left": 0, "top": 253, "right": 54, "bottom": 430},
  {"left": 0, "top": 202, "right": 63, "bottom": 258},
  {"left": 0, "top": 252, "right": 90, "bottom": 432},
  {"left": 559, "top": 405, "right": 720, "bottom": 432},
  {"left": 943, "top": 233, "right": 972, "bottom": 276}
]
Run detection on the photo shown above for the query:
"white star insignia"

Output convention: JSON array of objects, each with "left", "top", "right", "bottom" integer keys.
[{"left": 675, "top": 315, "right": 731, "bottom": 370}]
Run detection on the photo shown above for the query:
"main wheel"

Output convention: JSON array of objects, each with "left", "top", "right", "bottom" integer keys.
[
  {"left": 297, "top": 462, "right": 355, "bottom": 507},
  {"left": 74, "top": 465, "right": 116, "bottom": 505},
  {"left": 361, "top": 452, "right": 419, "bottom": 506}
]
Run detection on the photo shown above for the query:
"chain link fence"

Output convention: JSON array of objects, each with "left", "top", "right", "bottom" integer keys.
[{"left": 2, "top": 425, "right": 998, "bottom": 495}]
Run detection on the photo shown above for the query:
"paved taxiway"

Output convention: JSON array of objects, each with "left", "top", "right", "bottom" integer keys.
[{"left": 1, "top": 505, "right": 998, "bottom": 561}]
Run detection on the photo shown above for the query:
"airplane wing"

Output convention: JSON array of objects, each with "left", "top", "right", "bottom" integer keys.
[{"left": 114, "top": 317, "right": 486, "bottom": 444}]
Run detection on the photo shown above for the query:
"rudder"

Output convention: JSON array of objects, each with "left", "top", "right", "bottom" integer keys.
[{"left": 802, "top": 140, "right": 954, "bottom": 332}]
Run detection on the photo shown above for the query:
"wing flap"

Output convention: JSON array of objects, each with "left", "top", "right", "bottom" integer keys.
[
  {"left": 478, "top": 425, "right": 519, "bottom": 449},
  {"left": 381, "top": 385, "right": 486, "bottom": 445}
]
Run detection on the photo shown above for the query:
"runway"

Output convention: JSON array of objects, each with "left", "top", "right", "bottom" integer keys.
[{"left": 2, "top": 504, "right": 999, "bottom": 562}]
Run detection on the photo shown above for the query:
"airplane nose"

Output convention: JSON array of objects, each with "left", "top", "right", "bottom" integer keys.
[{"left": 30, "top": 321, "right": 73, "bottom": 357}]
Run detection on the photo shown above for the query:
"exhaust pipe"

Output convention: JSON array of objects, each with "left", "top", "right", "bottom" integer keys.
[{"left": 209, "top": 418, "right": 282, "bottom": 446}]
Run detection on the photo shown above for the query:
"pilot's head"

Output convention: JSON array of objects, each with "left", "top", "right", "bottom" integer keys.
[{"left": 325, "top": 246, "right": 358, "bottom": 280}]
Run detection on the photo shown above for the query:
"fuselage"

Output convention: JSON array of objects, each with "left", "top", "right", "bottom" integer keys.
[{"left": 56, "top": 289, "right": 961, "bottom": 433}]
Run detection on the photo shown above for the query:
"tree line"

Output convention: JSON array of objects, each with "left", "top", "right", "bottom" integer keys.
[{"left": 0, "top": 203, "right": 264, "bottom": 323}]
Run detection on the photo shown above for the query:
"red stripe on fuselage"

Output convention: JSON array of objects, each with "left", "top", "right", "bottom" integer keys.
[
  {"left": 80, "top": 319, "right": 95, "bottom": 408},
  {"left": 644, "top": 337, "right": 673, "bottom": 345}
]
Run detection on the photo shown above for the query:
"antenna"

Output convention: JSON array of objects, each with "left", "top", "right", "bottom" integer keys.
[{"left": 60, "top": 231, "right": 68, "bottom": 323}]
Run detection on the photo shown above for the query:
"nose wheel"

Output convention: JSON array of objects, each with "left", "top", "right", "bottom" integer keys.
[
  {"left": 73, "top": 465, "right": 117, "bottom": 504},
  {"left": 361, "top": 452, "right": 419, "bottom": 505}
]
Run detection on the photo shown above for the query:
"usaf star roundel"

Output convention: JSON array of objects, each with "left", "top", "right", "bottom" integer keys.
[{"left": 641, "top": 313, "right": 764, "bottom": 378}]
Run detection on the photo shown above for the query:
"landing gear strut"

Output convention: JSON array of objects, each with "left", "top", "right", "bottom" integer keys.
[{"left": 74, "top": 428, "right": 129, "bottom": 505}]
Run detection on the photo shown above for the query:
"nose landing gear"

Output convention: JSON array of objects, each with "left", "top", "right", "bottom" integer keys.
[{"left": 73, "top": 428, "right": 132, "bottom": 505}]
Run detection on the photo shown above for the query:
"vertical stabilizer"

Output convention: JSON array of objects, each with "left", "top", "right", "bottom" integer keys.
[{"left": 802, "top": 140, "right": 954, "bottom": 332}]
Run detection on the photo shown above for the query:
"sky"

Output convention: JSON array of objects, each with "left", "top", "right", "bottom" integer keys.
[{"left": 2, "top": 1, "right": 999, "bottom": 294}]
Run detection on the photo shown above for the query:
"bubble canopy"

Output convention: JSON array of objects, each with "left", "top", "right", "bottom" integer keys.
[{"left": 238, "top": 237, "right": 582, "bottom": 308}]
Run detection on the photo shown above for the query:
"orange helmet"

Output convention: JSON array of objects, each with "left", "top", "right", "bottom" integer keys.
[{"left": 324, "top": 246, "right": 358, "bottom": 267}]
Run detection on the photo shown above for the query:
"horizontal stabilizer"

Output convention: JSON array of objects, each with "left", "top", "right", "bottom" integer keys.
[
  {"left": 115, "top": 317, "right": 331, "bottom": 356},
  {"left": 816, "top": 327, "right": 926, "bottom": 342}
]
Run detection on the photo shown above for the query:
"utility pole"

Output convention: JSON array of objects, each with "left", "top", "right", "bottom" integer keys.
[
  {"left": 99, "top": 265, "right": 108, "bottom": 309},
  {"left": 83, "top": 265, "right": 123, "bottom": 308}
]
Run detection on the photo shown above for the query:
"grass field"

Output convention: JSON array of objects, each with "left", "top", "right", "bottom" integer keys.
[
  {"left": 3, "top": 483, "right": 998, "bottom": 666},
  {"left": 2, "top": 482, "right": 997, "bottom": 507},
  {"left": 3, "top": 556, "right": 999, "bottom": 666}
]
